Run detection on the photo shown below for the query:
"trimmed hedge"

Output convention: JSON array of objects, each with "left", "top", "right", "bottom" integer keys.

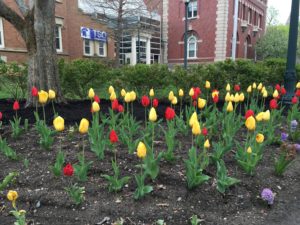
[{"left": 58, "top": 58, "right": 300, "bottom": 99}]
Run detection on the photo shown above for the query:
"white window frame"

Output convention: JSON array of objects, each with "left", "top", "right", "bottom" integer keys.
[
  {"left": 83, "top": 39, "right": 93, "bottom": 56},
  {"left": 187, "top": 35, "right": 197, "bottom": 59},
  {"left": 0, "top": 18, "right": 5, "bottom": 48},
  {"left": 97, "top": 41, "right": 107, "bottom": 57},
  {"left": 187, "top": 0, "right": 198, "bottom": 19},
  {"left": 55, "top": 25, "right": 63, "bottom": 53}
]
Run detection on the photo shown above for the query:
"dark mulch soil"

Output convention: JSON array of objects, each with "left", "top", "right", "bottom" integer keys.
[{"left": 0, "top": 99, "right": 299, "bottom": 225}]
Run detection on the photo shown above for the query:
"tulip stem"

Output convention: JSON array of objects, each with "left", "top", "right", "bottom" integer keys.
[
  {"left": 180, "top": 97, "right": 182, "bottom": 117},
  {"left": 144, "top": 108, "right": 147, "bottom": 128},
  {"left": 152, "top": 122, "right": 155, "bottom": 156},
  {"left": 82, "top": 136, "right": 85, "bottom": 156},
  {"left": 191, "top": 134, "right": 194, "bottom": 148},
  {"left": 114, "top": 145, "right": 117, "bottom": 165},
  {"left": 51, "top": 100, "right": 56, "bottom": 117},
  {"left": 42, "top": 105, "right": 46, "bottom": 122}
]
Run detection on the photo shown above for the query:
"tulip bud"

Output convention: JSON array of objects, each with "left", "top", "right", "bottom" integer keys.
[
  {"left": 252, "top": 83, "right": 257, "bottom": 89},
  {"left": 225, "top": 92, "right": 231, "bottom": 102},
  {"left": 108, "top": 86, "right": 114, "bottom": 94},
  {"left": 273, "top": 90, "right": 279, "bottom": 98},
  {"left": 230, "top": 94, "right": 235, "bottom": 102},
  {"left": 171, "top": 96, "right": 178, "bottom": 105},
  {"left": 247, "top": 85, "right": 252, "bottom": 93},
  {"left": 124, "top": 92, "right": 131, "bottom": 103},
  {"left": 130, "top": 91, "right": 136, "bottom": 101},
  {"left": 38, "top": 90, "right": 49, "bottom": 104},
  {"left": 179, "top": 89, "right": 184, "bottom": 97},
  {"left": 92, "top": 101, "right": 100, "bottom": 112},
  {"left": 189, "top": 88, "right": 194, "bottom": 97},
  {"left": 149, "top": 107, "right": 157, "bottom": 122},
  {"left": 204, "top": 139, "right": 210, "bottom": 148},
  {"left": 239, "top": 93, "right": 245, "bottom": 102},
  {"left": 257, "top": 83, "right": 263, "bottom": 90},
  {"left": 110, "top": 91, "right": 117, "bottom": 101},
  {"left": 53, "top": 116, "right": 64, "bottom": 131},
  {"left": 263, "top": 110, "right": 270, "bottom": 121},
  {"left": 226, "top": 101, "right": 233, "bottom": 112},
  {"left": 168, "top": 91, "right": 174, "bottom": 101},
  {"left": 247, "top": 147, "right": 252, "bottom": 154},
  {"left": 189, "top": 112, "right": 198, "bottom": 127},
  {"left": 205, "top": 81, "right": 211, "bottom": 89},
  {"left": 226, "top": 84, "right": 231, "bottom": 92},
  {"left": 234, "top": 93, "right": 239, "bottom": 103},
  {"left": 149, "top": 88, "right": 155, "bottom": 97},
  {"left": 192, "top": 120, "right": 201, "bottom": 136},
  {"left": 256, "top": 133, "right": 264, "bottom": 143},
  {"left": 262, "top": 90, "right": 268, "bottom": 98},
  {"left": 137, "top": 142, "right": 147, "bottom": 159},
  {"left": 296, "top": 82, "right": 300, "bottom": 89},
  {"left": 245, "top": 116, "right": 256, "bottom": 131},
  {"left": 198, "top": 98, "right": 206, "bottom": 109},
  {"left": 48, "top": 89, "right": 56, "bottom": 100},
  {"left": 79, "top": 118, "right": 89, "bottom": 134},
  {"left": 121, "top": 89, "right": 126, "bottom": 97},
  {"left": 88, "top": 88, "right": 95, "bottom": 99},
  {"left": 256, "top": 112, "right": 264, "bottom": 121}
]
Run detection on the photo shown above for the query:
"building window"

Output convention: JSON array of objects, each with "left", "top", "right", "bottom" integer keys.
[
  {"left": 248, "top": 9, "right": 252, "bottom": 24},
  {"left": 55, "top": 25, "right": 63, "bottom": 52},
  {"left": 84, "top": 39, "right": 93, "bottom": 56},
  {"left": 98, "top": 41, "right": 107, "bottom": 57},
  {"left": 0, "top": 18, "right": 4, "bottom": 48},
  {"left": 258, "top": 15, "right": 262, "bottom": 28},
  {"left": 187, "top": 0, "right": 198, "bottom": 19},
  {"left": 187, "top": 35, "right": 197, "bottom": 58}
]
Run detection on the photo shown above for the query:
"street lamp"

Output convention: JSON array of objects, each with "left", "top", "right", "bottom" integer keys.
[
  {"left": 184, "top": 0, "right": 190, "bottom": 69},
  {"left": 284, "top": 0, "right": 299, "bottom": 103}
]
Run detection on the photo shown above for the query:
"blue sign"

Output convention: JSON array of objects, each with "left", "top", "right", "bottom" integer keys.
[{"left": 81, "top": 27, "right": 107, "bottom": 42}]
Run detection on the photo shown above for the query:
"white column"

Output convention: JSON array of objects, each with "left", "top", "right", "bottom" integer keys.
[
  {"left": 131, "top": 36, "right": 137, "bottom": 65},
  {"left": 146, "top": 38, "right": 151, "bottom": 65}
]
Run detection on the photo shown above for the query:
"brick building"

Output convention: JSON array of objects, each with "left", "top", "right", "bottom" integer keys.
[
  {"left": 0, "top": 0, "right": 115, "bottom": 63},
  {"left": 160, "top": 0, "right": 268, "bottom": 65}
]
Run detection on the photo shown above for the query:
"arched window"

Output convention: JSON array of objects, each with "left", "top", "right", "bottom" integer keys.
[{"left": 188, "top": 35, "right": 197, "bottom": 58}]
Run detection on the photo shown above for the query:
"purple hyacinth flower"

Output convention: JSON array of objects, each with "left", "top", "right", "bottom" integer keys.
[
  {"left": 281, "top": 132, "right": 288, "bottom": 142},
  {"left": 261, "top": 188, "right": 274, "bottom": 205},
  {"left": 294, "top": 144, "right": 300, "bottom": 153},
  {"left": 291, "top": 120, "right": 298, "bottom": 132}
]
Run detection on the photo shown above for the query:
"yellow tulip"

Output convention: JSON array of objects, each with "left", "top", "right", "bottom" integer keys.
[
  {"left": 198, "top": 98, "right": 206, "bottom": 109},
  {"left": 88, "top": 88, "right": 95, "bottom": 99},
  {"left": 110, "top": 91, "right": 117, "bottom": 101},
  {"left": 92, "top": 101, "right": 100, "bottom": 112},
  {"left": 256, "top": 133, "right": 264, "bottom": 143},
  {"left": 205, "top": 81, "right": 211, "bottom": 89},
  {"left": 189, "top": 112, "right": 198, "bottom": 127},
  {"left": 124, "top": 92, "right": 131, "bottom": 103},
  {"left": 256, "top": 112, "right": 264, "bottom": 121},
  {"left": 273, "top": 90, "right": 279, "bottom": 98},
  {"left": 227, "top": 101, "right": 233, "bottom": 112},
  {"left": 247, "top": 85, "right": 252, "bottom": 93},
  {"left": 130, "top": 91, "right": 136, "bottom": 101},
  {"left": 296, "top": 82, "right": 300, "bottom": 89},
  {"left": 7, "top": 190, "right": 18, "bottom": 208},
  {"left": 121, "top": 89, "right": 126, "bottom": 97},
  {"left": 137, "top": 142, "right": 147, "bottom": 159},
  {"left": 149, "top": 107, "right": 157, "bottom": 122},
  {"left": 245, "top": 116, "right": 256, "bottom": 131},
  {"left": 204, "top": 139, "right": 210, "bottom": 148},
  {"left": 226, "top": 84, "right": 231, "bottom": 92},
  {"left": 234, "top": 93, "right": 239, "bottom": 103},
  {"left": 38, "top": 90, "right": 48, "bottom": 104},
  {"left": 263, "top": 110, "right": 270, "bottom": 121},
  {"left": 225, "top": 92, "right": 231, "bottom": 102},
  {"left": 192, "top": 120, "right": 201, "bottom": 136},
  {"left": 149, "top": 88, "right": 155, "bottom": 97},
  {"left": 247, "top": 147, "right": 252, "bottom": 154},
  {"left": 53, "top": 116, "right": 64, "bottom": 131},
  {"left": 179, "top": 89, "right": 184, "bottom": 97},
  {"left": 230, "top": 94, "right": 235, "bottom": 102},
  {"left": 239, "top": 93, "right": 245, "bottom": 102},
  {"left": 212, "top": 90, "right": 219, "bottom": 98},
  {"left": 261, "top": 86, "right": 266, "bottom": 93},
  {"left": 108, "top": 86, "right": 114, "bottom": 94},
  {"left": 252, "top": 82, "right": 257, "bottom": 89},
  {"left": 79, "top": 118, "right": 89, "bottom": 134},
  {"left": 262, "top": 90, "right": 268, "bottom": 98},
  {"left": 189, "top": 88, "right": 194, "bottom": 97},
  {"left": 48, "top": 89, "right": 56, "bottom": 100},
  {"left": 171, "top": 96, "right": 178, "bottom": 105},
  {"left": 168, "top": 91, "right": 175, "bottom": 101},
  {"left": 257, "top": 83, "right": 263, "bottom": 90}
]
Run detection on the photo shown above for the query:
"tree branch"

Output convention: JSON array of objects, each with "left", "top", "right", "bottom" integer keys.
[
  {"left": 14, "top": 0, "right": 29, "bottom": 16},
  {"left": 0, "top": 0, "right": 25, "bottom": 32}
]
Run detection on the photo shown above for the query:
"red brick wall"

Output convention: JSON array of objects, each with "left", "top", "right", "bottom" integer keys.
[
  {"left": 0, "top": 0, "right": 114, "bottom": 63},
  {"left": 168, "top": 0, "right": 217, "bottom": 64}
]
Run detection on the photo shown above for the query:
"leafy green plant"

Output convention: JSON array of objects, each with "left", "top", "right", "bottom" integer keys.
[
  {"left": 50, "top": 151, "right": 65, "bottom": 177},
  {"left": 0, "top": 138, "right": 17, "bottom": 160},
  {"left": 10, "top": 209, "right": 27, "bottom": 225},
  {"left": 65, "top": 183, "right": 85, "bottom": 205},
  {"left": 216, "top": 160, "right": 240, "bottom": 193},
  {"left": 134, "top": 173, "right": 153, "bottom": 200},
  {"left": 0, "top": 172, "right": 18, "bottom": 191},
  {"left": 162, "top": 120, "right": 178, "bottom": 162},
  {"left": 74, "top": 153, "right": 93, "bottom": 182},
  {"left": 35, "top": 120, "right": 55, "bottom": 150},
  {"left": 274, "top": 143, "right": 297, "bottom": 176},
  {"left": 190, "top": 215, "right": 202, "bottom": 225},
  {"left": 23, "top": 158, "right": 29, "bottom": 169},
  {"left": 211, "top": 141, "right": 232, "bottom": 163},
  {"left": 102, "top": 160, "right": 130, "bottom": 192},
  {"left": 10, "top": 116, "right": 23, "bottom": 139},
  {"left": 185, "top": 147, "right": 210, "bottom": 189}
]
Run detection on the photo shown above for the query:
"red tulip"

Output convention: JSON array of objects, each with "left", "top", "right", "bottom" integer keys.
[
  {"left": 296, "top": 89, "right": 300, "bottom": 97},
  {"left": 269, "top": 99, "right": 278, "bottom": 110},
  {"left": 153, "top": 98, "right": 159, "bottom": 108},
  {"left": 280, "top": 87, "right": 286, "bottom": 96},
  {"left": 213, "top": 95, "right": 219, "bottom": 103},
  {"left": 109, "top": 130, "right": 118, "bottom": 143},
  {"left": 165, "top": 107, "right": 175, "bottom": 120},
  {"left": 275, "top": 84, "right": 281, "bottom": 91},
  {"left": 63, "top": 163, "right": 74, "bottom": 176},
  {"left": 245, "top": 109, "right": 254, "bottom": 119},
  {"left": 118, "top": 104, "right": 124, "bottom": 113},
  {"left": 0, "top": 112, "right": 2, "bottom": 120},
  {"left": 202, "top": 127, "right": 208, "bottom": 136},
  {"left": 292, "top": 96, "right": 298, "bottom": 104},
  {"left": 111, "top": 99, "right": 119, "bottom": 111},
  {"left": 234, "top": 84, "right": 240, "bottom": 92},
  {"left": 13, "top": 101, "right": 20, "bottom": 111},
  {"left": 94, "top": 95, "right": 100, "bottom": 103},
  {"left": 31, "top": 86, "right": 38, "bottom": 97},
  {"left": 192, "top": 87, "right": 201, "bottom": 100},
  {"left": 141, "top": 95, "right": 150, "bottom": 107}
]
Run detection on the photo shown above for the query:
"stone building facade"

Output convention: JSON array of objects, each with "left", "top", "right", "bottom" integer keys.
[{"left": 0, "top": 0, "right": 115, "bottom": 63}]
